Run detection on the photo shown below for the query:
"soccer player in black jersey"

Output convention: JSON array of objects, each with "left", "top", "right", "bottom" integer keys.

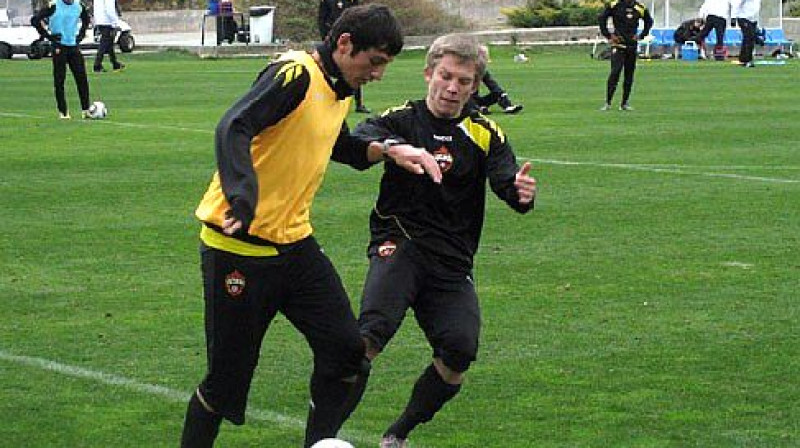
[
  {"left": 31, "top": 0, "right": 92, "bottom": 119},
  {"left": 340, "top": 34, "right": 538, "bottom": 448},
  {"left": 598, "top": 0, "right": 653, "bottom": 111},
  {"left": 180, "top": 5, "right": 441, "bottom": 448}
]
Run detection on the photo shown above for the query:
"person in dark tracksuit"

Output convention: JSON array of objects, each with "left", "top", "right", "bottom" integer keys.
[
  {"left": 337, "top": 34, "right": 538, "bottom": 448},
  {"left": 31, "top": 0, "right": 92, "bottom": 119},
  {"left": 180, "top": 5, "right": 442, "bottom": 448},
  {"left": 674, "top": 17, "right": 706, "bottom": 58},
  {"left": 470, "top": 70, "right": 524, "bottom": 115},
  {"left": 318, "top": 0, "right": 371, "bottom": 113},
  {"left": 698, "top": 0, "right": 732, "bottom": 57},
  {"left": 92, "top": 0, "right": 125, "bottom": 72},
  {"left": 733, "top": 0, "right": 761, "bottom": 67},
  {"left": 598, "top": 0, "right": 653, "bottom": 111}
]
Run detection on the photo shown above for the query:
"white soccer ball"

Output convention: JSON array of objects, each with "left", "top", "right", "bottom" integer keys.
[
  {"left": 88, "top": 101, "right": 108, "bottom": 119},
  {"left": 310, "top": 439, "right": 355, "bottom": 448}
]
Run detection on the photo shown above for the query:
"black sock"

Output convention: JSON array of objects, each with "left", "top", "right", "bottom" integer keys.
[
  {"left": 304, "top": 372, "right": 357, "bottom": 448},
  {"left": 337, "top": 358, "right": 372, "bottom": 426},
  {"left": 180, "top": 391, "right": 222, "bottom": 448},
  {"left": 386, "top": 364, "right": 461, "bottom": 439}
]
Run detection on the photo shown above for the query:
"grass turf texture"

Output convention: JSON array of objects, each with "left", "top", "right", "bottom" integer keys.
[{"left": 1, "top": 47, "right": 798, "bottom": 447}]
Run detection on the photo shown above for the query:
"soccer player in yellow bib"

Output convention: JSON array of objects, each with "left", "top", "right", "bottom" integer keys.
[{"left": 181, "top": 5, "right": 441, "bottom": 447}]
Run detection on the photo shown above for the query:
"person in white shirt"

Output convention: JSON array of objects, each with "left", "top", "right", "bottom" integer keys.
[
  {"left": 92, "top": 0, "right": 124, "bottom": 72},
  {"left": 733, "top": 0, "right": 761, "bottom": 66},
  {"left": 698, "top": 0, "right": 732, "bottom": 56}
]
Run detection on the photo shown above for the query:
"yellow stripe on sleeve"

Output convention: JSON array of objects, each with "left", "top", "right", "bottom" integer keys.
[{"left": 276, "top": 62, "right": 306, "bottom": 87}]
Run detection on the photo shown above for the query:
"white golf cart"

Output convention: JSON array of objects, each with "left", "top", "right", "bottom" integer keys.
[
  {"left": 0, "top": 0, "right": 49, "bottom": 59},
  {"left": 85, "top": 17, "right": 135, "bottom": 53}
]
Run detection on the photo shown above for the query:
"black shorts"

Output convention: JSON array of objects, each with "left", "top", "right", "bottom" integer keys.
[
  {"left": 197, "top": 236, "right": 363, "bottom": 425},
  {"left": 359, "top": 238, "right": 481, "bottom": 373}
]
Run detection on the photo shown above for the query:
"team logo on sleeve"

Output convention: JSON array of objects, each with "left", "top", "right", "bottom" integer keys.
[
  {"left": 433, "top": 146, "right": 453, "bottom": 172},
  {"left": 378, "top": 241, "right": 397, "bottom": 258},
  {"left": 225, "top": 270, "right": 246, "bottom": 298}
]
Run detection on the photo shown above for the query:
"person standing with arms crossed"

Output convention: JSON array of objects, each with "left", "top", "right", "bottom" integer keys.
[
  {"left": 338, "top": 34, "right": 538, "bottom": 448},
  {"left": 598, "top": 0, "right": 653, "bottom": 111},
  {"left": 31, "top": 0, "right": 92, "bottom": 119},
  {"left": 318, "top": 0, "right": 371, "bottom": 113},
  {"left": 180, "top": 5, "right": 442, "bottom": 448},
  {"left": 92, "top": 0, "right": 125, "bottom": 72}
]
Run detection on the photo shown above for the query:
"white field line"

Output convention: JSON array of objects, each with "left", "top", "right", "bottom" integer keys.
[
  {"left": 0, "top": 111, "right": 212, "bottom": 135},
  {"left": 527, "top": 158, "right": 800, "bottom": 184},
  {"left": 0, "top": 349, "right": 382, "bottom": 446},
  {"left": 5, "top": 110, "right": 796, "bottom": 185}
]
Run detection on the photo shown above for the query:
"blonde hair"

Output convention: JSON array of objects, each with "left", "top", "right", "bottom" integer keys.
[{"left": 425, "top": 34, "right": 487, "bottom": 81}]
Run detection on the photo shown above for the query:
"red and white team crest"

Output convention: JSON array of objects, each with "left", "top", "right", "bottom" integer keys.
[
  {"left": 225, "top": 270, "right": 246, "bottom": 298},
  {"left": 433, "top": 146, "right": 454, "bottom": 172},
  {"left": 377, "top": 240, "right": 397, "bottom": 258}
]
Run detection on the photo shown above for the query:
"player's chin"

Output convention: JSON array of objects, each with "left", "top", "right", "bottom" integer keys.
[
  {"left": 438, "top": 100, "right": 462, "bottom": 116},
  {"left": 348, "top": 78, "right": 368, "bottom": 89}
]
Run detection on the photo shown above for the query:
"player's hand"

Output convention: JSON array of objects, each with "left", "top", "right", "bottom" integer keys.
[
  {"left": 608, "top": 34, "right": 620, "bottom": 44},
  {"left": 386, "top": 144, "right": 442, "bottom": 184},
  {"left": 221, "top": 215, "right": 243, "bottom": 235},
  {"left": 514, "top": 162, "right": 537, "bottom": 205},
  {"left": 49, "top": 33, "right": 62, "bottom": 43}
]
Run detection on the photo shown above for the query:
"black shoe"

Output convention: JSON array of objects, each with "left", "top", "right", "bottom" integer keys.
[
  {"left": 478, "top": 106, "right": 491, "bottom": 115},
  {"left": 113, "top": 63, "right": 126, "bottom": 72},
  {"left": 93, "top": 66, "right": 107, "bottom": 73},
  {"left": 355, "top": 105, "right": 371, "bottom": 114},
  {"left": 503, "top": 104, "right": 523, "bottom": 114}
]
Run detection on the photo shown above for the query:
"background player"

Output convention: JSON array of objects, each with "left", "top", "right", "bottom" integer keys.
[{"left": 598, "top": 0, "right": 653, "bottom": 111}]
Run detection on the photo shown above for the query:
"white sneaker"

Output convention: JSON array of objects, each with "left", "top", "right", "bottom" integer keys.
[
  {"left": 620, "top": 103, "right": 634, "bottom": 111},
  {"left": 380, "top": 434, "right": 408, "bottom": 448},
  {"left": 600, "top": 103, "right": 611, "bottom": 111},
  {"left": 503, "top": 104, "right": 523, "bottom": 114},
  {"left": 59, "top": 112, "right": 71, "bottom": 120}
]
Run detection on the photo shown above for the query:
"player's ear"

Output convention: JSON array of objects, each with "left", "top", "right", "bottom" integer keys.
[
  {"left": 335, "top": 32, "right": 353, "bottom": 55},
  {"left": 423, "top": 67, "right": 433, "bottom": 83}
]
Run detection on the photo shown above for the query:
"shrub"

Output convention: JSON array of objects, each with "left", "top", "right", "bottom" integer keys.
[
  {"left": 788, "top": 0, "right": 800, "bottom": 17},
  {"left": 503, "top": 0, "right": 604, "bottom": 28},
  {"left": 118, "top": 0, "right": 464, "bottom": 41}
]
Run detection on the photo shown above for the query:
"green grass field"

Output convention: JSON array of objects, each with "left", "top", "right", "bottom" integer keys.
[{"left": 1, "top": 46, "right": 798, "bottom": 447}]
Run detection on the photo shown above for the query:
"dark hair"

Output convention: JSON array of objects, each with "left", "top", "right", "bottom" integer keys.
[{"left": 328, "top": 4, "right": 403, "bottom": 56}]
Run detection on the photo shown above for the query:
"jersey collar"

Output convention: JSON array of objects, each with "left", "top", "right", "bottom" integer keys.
[{"left": 315, "top": 41, "right": 354, "bottom": 100}]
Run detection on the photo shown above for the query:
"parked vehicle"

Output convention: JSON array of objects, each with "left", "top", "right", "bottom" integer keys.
[
  {"left": 0, "top": 0, "right": 50, "bottom": 59},
  {"left": 83, "top": 18, "right": 135, "bottom": 53}
]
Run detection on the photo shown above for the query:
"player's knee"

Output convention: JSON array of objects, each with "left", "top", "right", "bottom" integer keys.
[
  {"left": 433, "top": 357, "right": 465, "bottom": 384},
  {"left": 315, "top": 335, "right": 366, "bottom": 380},
  {"left": 437, "top": 338, "right": 478, "bottom": 377},
  {"left": 363, "top": 336, "right": 381, "bottom": 361}
]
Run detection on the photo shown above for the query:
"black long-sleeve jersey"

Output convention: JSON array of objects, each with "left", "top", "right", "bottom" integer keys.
[
  {"left": 599, "top": 0, "right": 654, "bottom": 47},
  {"left": 351, "top": 100, "right": 532, "bottom": 278},
  {"left": 317, "top": 0, "right": 359, "bottom": 40}
]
